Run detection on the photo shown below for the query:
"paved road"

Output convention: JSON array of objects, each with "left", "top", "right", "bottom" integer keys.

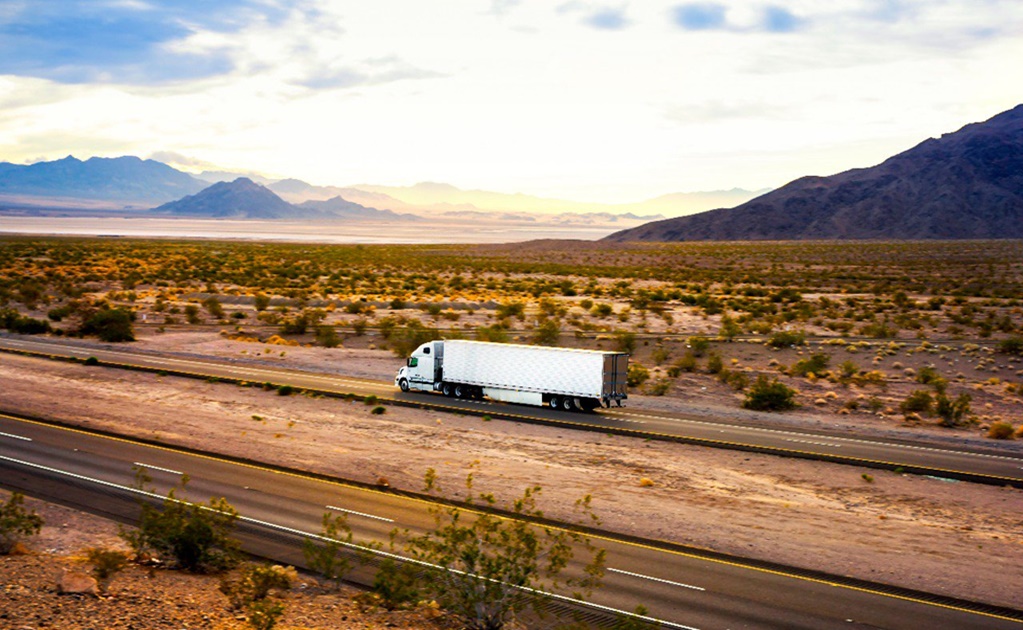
[
  {"left": 2, "top": 335, "right": 1021, "bottom": 486},
  {"left": 1, "top": 414, "right": 1018, "bottom": 629}
]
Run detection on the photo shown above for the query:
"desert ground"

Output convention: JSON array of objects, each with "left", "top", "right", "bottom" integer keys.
[{"left": 1, "top": 332, "right": 1021, "bottom": 610}]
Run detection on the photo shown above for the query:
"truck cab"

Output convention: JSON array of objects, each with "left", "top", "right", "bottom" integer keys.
[{"left": 394, "top": 341, "right": 444, "bottom": 393}]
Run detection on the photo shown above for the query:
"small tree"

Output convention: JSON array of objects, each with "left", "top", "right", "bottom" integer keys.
[
  {"left": 80, "top": 307, "right": 135, "bottom": 342},
  {"left": 87, "top": 547, "right": 129, "bottom": 593},
  {"left": 935, "top": 393, "right": 972, "bottom": 427},
  {"left": 303, "top": 512, "right": 355, "bottom": 588},
  {"left": 0, "top": 492, "right": 44, "bottom": 553},
  {"left": 533, "top": 319, "right": 562, "bottom": 346},
  {"left": 120, "top": 469, "right": 241, "bottom": 573},
  {"left": 743, "top": 375, "right": 797, "bottom": 411},
  {"left": 391, "top": 470, "right": 606, "bottom": 630}
]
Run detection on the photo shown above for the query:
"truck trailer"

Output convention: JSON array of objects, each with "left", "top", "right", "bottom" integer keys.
[{"left": 394, "top": 339, "right": 628, "bottom": 411}]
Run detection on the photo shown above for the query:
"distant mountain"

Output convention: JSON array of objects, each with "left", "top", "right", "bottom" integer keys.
[
  {"left": 152, "top": 178, "right": 308, "bottom": 219},
  {"left": 0, "top": 155, "right": 206, "bottom": 203},
  {"left": 151, "top": 178, "right": 411, "bottom": 221},
  {"left": 296, "top": 195, "right": 417, "bottom": 220},
  {"left": 350, "top": 181, "right": 761, "bottom": 218},
  {"left": 606, "top": 105, "right": 1023, "bottom": 241}
]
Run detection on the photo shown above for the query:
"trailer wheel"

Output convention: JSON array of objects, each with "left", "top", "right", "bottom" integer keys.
[
  {"left": 562, "top": 397, "right": 575, "bottom": 412},
  {"left": 549, "top": 396, "right": 559, "bottom": 409},
  {"left": 399, "top": 378, "right": 409, "bottom": 392},
  {"left": 442, "top": 382, "right": 453, "bottom": 397},
  {"left": 454, "top": 384, "right": 465, "bottom": 398}
]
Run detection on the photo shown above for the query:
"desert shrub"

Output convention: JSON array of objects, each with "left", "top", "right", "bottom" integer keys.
[
  {"left": 495, "top": 301, "right": 526, "bottom": 319},
  {"left": 686, "top": 335, "right": 710, "bottom": 357},
  {"left": 859, "top": 321, "right": 899, "bottom": 338},
  {"left": 987, "top": 421, "right": 1015, "bottom": 440},
  {"left": 717, "top": 314, "right": 741, "bottom": 341},
  {"left": 742, "top": 375, "right": 797, "bottom": 411},
  {"left": 279, "top": 315, "right": 309, "bottom": 335},
  {"left": 303, "top": 513, "right": 358, "bottom": 588},
  {"left": 120, "top": 471, "right": 241, "bottom": 573},
  {"left": 185, "top": 304, "right": 201, "bottom": 324},
  {"left": 371, "top": 406, "right": 386, "bottom": 415},
  {"left": 364, "top": 394, "right": 378, "bottom": 405},
  {"left": 203, "top": 296, "right": 225, "bottom": 318},
  {"left": 646, "top": 379, "right": 671, "bottom": 396},
  {"left": 706, "top": 353, "right": 724, "bottom": 375},
  {"left": 388, "top": 321, "right": 441, "bottom": 358},
  {"left": 277, "top": 385, "right": 294, "bottom": 396},
  {"left": 766, "top": 330, "right": 806, "bottom": 348},
  {"left": 916, "top": 366, "right": 946, "bottom": 389},
  {"left": 935, "top": 392, "right": 973, "bottom": 427},
  {"left": 476, "top": 324, "right": 509, "bottom": 343},
  {"left": 1, "top": 309, "right": 52, "bottom": 334},
  {"left": 87, "top": 548, "right": 129, "bottom": 592},
  {"left": 372, "top": 557, "right": 422, "bottom": 610},
  {"left": 900, "top": 390, "right": 933, "bottom": 415},
  {"left": 997, "top": 336, "right": 1023, "bottom": 355},
  {"left": 315, "top": 325, "right": 341, "bottom": 347},
  {"left": 614, "top": 330, "right": 637, "bottom": 353},
  {"left": 673, "top": 352, "right": 698, "bottom": 375},
  {"left": 532, "top": 319, "right": 561, "bottom": 346},
  {"left": 651, "top": 346, "right": 671, "bottom": 365},
  {"left": 790, "top": 353, "right": 830, "bottom": 377},
  {"left": 220, "top": 563, "right": 296, "bottom": 609},
  {"left": 591, "top": 302, "right": 614, "bottom": 318},
  {"left": 80, "top": 308, "right": 135, "bottom": 342},
  {"left": 718, "top": 369, "right": 749, "bottom": 391},
  {"left": 627, "top": 363, "right": 649, "bottom": 387},
  {"left": 0, "top": 492, "right": 44, "bottom": 554},
  {"left": 254, "top": 293, "right": 271, "bottom": 311}
]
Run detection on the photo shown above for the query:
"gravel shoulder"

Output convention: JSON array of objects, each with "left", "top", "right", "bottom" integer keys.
[{"left": 1, "top": 334, "right": 1022, "bottom": 610}]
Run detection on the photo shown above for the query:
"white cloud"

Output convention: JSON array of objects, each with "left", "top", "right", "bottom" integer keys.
[{"left": 1, "top": 0, "right": 1021, "bottom": 201}]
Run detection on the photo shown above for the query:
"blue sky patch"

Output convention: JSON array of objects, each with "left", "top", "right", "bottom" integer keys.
[
  {"left": 672, "top": 3, "right": 727, "bottom": 30},
  {"left": 0, "top": 1, "right": 289, "bottom": 84}
]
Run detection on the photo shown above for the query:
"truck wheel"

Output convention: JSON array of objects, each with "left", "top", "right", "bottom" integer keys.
[
  {"left": 454, "top": 384, "right": 465, "bottom": 398},
  {"left": 442, "top": 383, "right": 453, "bottom": 397},
  {"left": 549, "top": 396, "right": 559, "bottom": 409},
  {"left": 562, "top": 397, "right": 575, "bottom": 412},
  {"left": 399, "top": 379, "right": 409, "bottom": 392}
]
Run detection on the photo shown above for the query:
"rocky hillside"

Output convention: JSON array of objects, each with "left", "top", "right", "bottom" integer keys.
[
  {"left": 0, "top": 155, "right": 206, "bottom": 203},
  {"left": 606, "top": 104, "right": 1023, "bottom": 241},
  {"left": 152, "top": 177, "right": 324, "bottom": 219}
]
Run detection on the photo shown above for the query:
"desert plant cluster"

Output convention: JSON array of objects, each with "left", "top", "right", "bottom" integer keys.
[{"left": 2, "top": 236, "right": 1022, "bottom": 436}]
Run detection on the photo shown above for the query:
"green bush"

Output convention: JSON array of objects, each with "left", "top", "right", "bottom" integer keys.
[
  {"left": 766, "top": 330, "right": 806, "bottom": 348},
  {"left": 900, "top": 390, "right": 933, "bottom": 415},
  {"left": 742, "top": 375, "right": 797, "bottom": 411},
  {"left": 935, "top": 393, "right": 972, "bottom": 427},
  {"left": 277, "top": 385, "right": 294, "bottom": 396},
  {"left": 997, "top": 336, "right": 1023, "bottom": 356},
  {"left": 646, "top": 379, "right": 671, "bottom": 396},
  {"left": 0, "top": 492, "right": 44, "bottom": 554},
  {"left": 627, "top": 364, "right": 649, "bottom": 387},
  {"left": 120, "top": 472, "right": 241, "bottom": 573},
  {"left": 706, "top": 353, "right": 724, "bottom": 375},
  {"left": 371, "top": 406, "right": 386, "bottom": 415},
  {"left": 686, "top": 336, "right": 710, "bottom": 357},
  {"left": 790, "top": 353, "right": 830, "bottom": 377},
  {"left": 81, "top": 308, "right": 135, "bottom": 342}
]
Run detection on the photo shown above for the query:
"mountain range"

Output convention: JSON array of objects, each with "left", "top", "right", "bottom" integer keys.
[
  {"left": 151, "top": 178, "right": 412, "bottom": 221},
  {"left": 606, "top": 104, "right": 1023, "bottom": 241},
  {"left": 0, "top": 155, "right": 206, "bottom": 204}
]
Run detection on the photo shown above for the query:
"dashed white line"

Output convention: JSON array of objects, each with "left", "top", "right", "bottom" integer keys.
[
  {"left": 609, "top": 567, "right": 706, "bottom": 591},
  {"left": 133, "top": 461, "right": 184, "bottom": 476},
  {"left": 606, "top": 411, "right": 1023, "bottom": 462},
  {"left": 786, "top": 438, "right": 842, "bottom": 448},
  {"left": 0, "top": 431, "right": 32, "bottom": 442},
  {"left": 326, "top": 504, "right": 394, "bottom": 523}
]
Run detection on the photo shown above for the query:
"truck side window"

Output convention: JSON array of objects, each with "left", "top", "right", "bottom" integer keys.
[
  {"left": 408, "top": 357, "right": 418, "bottom": 367},
  {"left": 423, "top": 347, "right": 430, "bottom": 354}
]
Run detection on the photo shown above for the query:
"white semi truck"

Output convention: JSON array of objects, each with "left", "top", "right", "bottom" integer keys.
[{"left": 394, "top": 339, "right": 628, "bottom": 411}]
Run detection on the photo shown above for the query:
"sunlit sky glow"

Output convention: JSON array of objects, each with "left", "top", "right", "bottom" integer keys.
[{"left": 0, "top": 0, "right": 1020, "bottom": 203}]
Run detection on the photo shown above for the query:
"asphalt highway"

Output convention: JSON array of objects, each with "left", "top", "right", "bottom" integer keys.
[
  {"left": 2, "top": 335, "right": 1021, "bottom": 487},
  {"left": 1, "top": 413, "right": 1018, "bottom": 629}
]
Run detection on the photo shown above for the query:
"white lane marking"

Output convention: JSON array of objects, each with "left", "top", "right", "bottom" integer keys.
[
  {"left": 0, "top": 431, "right": 32, "bottom": 442},
  {"left": 326, "top": 504, "right": 394, "bottom": 523},
  {"left": 605, "top": 411, "right": 1023, "bottom": 462},
  {"left": 609, "top": 567, "right": 706, "bottom": 591},
  {"left": 0, "top": 453, "right": 700, "bottom": 630},
  {"left": 133, "top": 461, "right": 184, "bottom": 476},
  {"left": 785, "top": 438, "right": 842, "bottom": 448}
]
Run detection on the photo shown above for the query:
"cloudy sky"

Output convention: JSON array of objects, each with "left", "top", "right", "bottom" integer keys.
[{"left": 0, "top": 0, "right": 1020, "bottom": 202}]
